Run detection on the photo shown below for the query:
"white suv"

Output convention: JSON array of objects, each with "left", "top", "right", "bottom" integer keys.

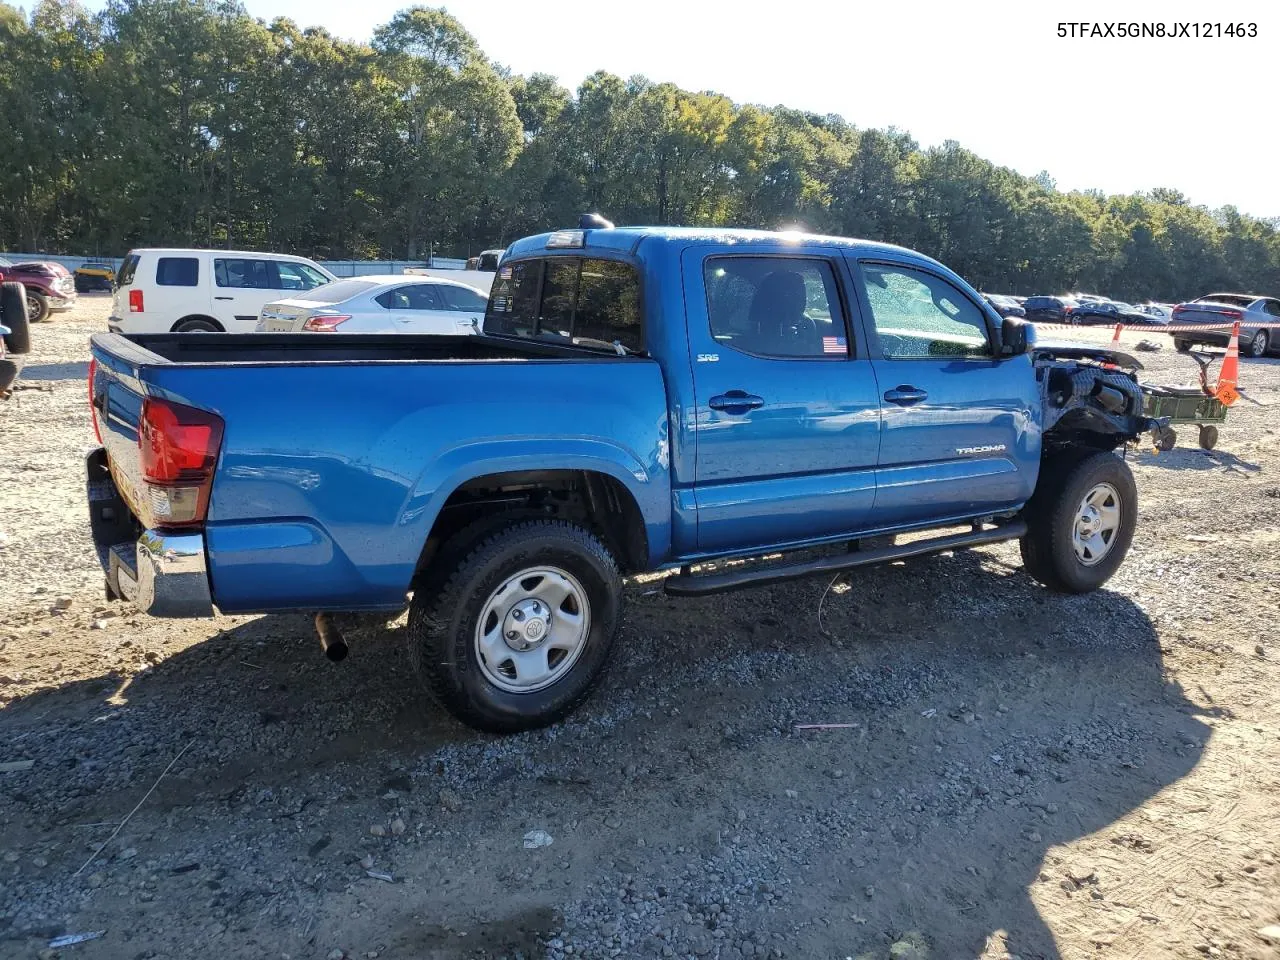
[{"left": 109, "top": 249, "right": 336, "bottom": 333}]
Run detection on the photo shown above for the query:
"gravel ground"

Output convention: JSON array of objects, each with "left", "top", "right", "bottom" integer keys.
[{"left": 2, "top": 298, "right": 1280, "bottom": 960}]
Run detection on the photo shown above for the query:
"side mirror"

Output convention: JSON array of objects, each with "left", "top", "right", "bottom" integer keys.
[{"left": 1000, "top": 316, "right": 1036, "bottom": 356}]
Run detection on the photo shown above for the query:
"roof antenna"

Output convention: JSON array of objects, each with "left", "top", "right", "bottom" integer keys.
[{"left": 579, "top": 213, "right": 614, "bottom": 230}]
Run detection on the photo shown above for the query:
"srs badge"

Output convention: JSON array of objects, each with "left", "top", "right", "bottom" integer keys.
[{"left": 956, "top": 444, "right": 1007, "bottom": 455}]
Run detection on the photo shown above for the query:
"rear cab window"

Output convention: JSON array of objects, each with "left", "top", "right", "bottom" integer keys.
[
  {"left": 484, "top": 257, "right": 642, "bottom": 354},
  {"left": 156, "top": 257, "right": 198, "bottom": 286}
]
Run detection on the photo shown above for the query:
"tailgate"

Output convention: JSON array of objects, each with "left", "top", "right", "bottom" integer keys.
[{"left": 89, "top": 336, "right": 156, "bottom": 520}]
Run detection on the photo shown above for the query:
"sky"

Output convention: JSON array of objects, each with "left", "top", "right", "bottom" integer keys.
[{"left": 100, "top": 0, "right": 1280, "bottom": 218}]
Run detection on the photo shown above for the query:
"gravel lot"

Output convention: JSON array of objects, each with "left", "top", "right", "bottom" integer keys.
[{"left": 2, "top": 297, "right": 1279, "bottom": 960}]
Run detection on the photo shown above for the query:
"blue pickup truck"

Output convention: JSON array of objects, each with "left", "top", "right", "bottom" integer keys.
[{"left": 87, "top": 220, "right": 1158, "bottom": 732}]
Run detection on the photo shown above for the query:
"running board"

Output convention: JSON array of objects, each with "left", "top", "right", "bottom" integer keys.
[{"left": 663, "top": 520, "right": 1027, "bottom": 597}]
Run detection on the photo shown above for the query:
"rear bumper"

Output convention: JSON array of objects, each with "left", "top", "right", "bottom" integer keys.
[
  {"left": 86, "top": 448, "right": 215, "bottom": 618},
  {"left": 1170, "top": 327, "right": 1253, "bottom": 347}
]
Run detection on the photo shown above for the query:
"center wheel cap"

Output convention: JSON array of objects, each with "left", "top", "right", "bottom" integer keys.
[{"left": 504, "top": 599, "right": 552, "bottom": 651}]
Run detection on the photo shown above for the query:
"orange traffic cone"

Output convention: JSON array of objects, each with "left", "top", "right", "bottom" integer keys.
[
  {"left": 1112, "top": 323, "right": 1123, "bottom": 343},
  {"left": 1215, "top": 321, "right": 1241, "bottom": 407}
]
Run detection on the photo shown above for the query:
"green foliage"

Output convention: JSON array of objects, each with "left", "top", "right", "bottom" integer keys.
[{"left": 1, "top": 0, "right": 1278, "bottom": 300}]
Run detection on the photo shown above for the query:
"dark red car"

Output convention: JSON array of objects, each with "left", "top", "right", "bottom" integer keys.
[{"left": 0, "top": 257, "right": 77, "bottom": 322}]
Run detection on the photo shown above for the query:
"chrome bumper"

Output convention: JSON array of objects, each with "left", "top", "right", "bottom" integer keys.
[
  {"left": 87, "top": 447, "right": 214, "bottom": 618},
  {"left": 113, "top": 531, "right": 215, "bottom": 618}
]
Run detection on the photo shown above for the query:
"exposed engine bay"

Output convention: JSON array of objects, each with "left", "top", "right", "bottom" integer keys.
[{"left": 1032, "top": 342, "right": 1164, "bottom": 453}]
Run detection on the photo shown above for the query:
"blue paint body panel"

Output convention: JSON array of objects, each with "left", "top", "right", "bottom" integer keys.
[{"left": 90, "top": 226, "right": 1046, "bottom": 615}]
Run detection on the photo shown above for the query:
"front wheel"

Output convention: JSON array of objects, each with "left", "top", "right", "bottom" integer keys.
[
  {"left": 1020, "top": 451, "right": 1137, "bottom": 593},
  {"left": 406, "top": 519, "right": 622, "bottom": 733},
  {"left": 1174, "top": 339, "right": 1191, "bottom": 353},
  {"left": 26, "top": 291, "right": 49, "bottom": 323}
]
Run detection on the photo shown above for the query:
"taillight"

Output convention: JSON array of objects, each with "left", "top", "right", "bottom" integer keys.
[
  {"left": 1219, "top": 309, "right": 1243, "bottom": 320},
  {"left": 137, "top": 397, "right": 223, "bottom": 526},
  {"left": 128, "top": 289, "right": 143, "bottom": 312},
  {"left": 302, "top": 314, "right": 350, "bottom": 332},
  {"left": 88, "top": 358, "right": 102, "bottom": 443}
]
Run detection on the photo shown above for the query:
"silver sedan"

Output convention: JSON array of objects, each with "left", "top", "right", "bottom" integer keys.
[
  {"left": 257, "top": 275, "right": 488, "bottom": 334},
  {"left": 1171, "top": 293, "right": 1280, "bottom": 357}
]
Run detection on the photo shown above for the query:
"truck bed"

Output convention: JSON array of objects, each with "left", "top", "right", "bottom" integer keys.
[
  {"left": 88, "top": 331, "right": 671, "bottom": 615},
  {"left": 106, "top": 331, "right": 636, "bottom": 366}
]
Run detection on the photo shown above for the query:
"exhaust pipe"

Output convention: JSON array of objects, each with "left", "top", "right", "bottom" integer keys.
[{"left": 314, "top": 613, "right": 348, "bottom": 662}]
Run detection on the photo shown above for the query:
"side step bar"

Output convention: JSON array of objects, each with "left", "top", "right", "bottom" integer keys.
[{"left": 663, "top": 520, "right": 1027, "bottom": 597}]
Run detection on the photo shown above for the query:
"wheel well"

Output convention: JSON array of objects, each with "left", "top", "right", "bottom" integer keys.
[
  {"left": 412, "top": 470, "right": 648, "bottom": 584},
  {"left": 171, "top": 315, "right": 223, "bottom": 332}
]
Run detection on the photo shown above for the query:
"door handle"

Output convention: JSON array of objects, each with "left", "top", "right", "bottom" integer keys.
[
  {"left": 709, "top": 390, "right": 765, "bottom": 413},
  {"left": 214, "top": 296, "right": 234, "bottom": 301},
  {"left": 884, "top": 385, "right": 928, "bottom": 406}
]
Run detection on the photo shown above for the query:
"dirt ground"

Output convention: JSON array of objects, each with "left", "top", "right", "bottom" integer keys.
[{"left": 2, "top": 297, "right": 1279, "bottom": 960}]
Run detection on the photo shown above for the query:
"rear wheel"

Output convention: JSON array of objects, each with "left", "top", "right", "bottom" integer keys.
[
  {"left": 26, "top": 291, "right": 49, "bottom": 323},
  {"left": 173, "top": 317, "right": 220, "bottom": 332},
  {"left": 1020, "top": 451, "right": 1137, "bottom": 593},
  {"left": 406, "top": 519, "right": 622, "bottom": 733},
  {"left": 1243, "top": 329, "right": 1269, "bottom": 359},
  {"left": 1174, "top": 339, "right": 1191, "bottom": 353},
  {"left": 0, "top": 281, "right": 31, "bottom": 354},
  {"left": 1198, "top": 425, "right": 1219, "bottom": 450},
  {"left": 1156, "top": 427, "right": 1177, "bottom": 452}
]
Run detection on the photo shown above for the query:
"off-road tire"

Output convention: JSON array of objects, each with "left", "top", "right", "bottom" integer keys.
[
  {"left": 1019, "top": 451, "right": 1137, "bottom": 593},
  {"left": 25, "top": 290, "right": 50, "bottom": 323},
  {"left": 406, "top": 519, "right": 622, "bottom": 734},
  {"left": 1243, "top": 329, "right": 1269, "bottom": 359},
  {"left": 0, "top": 281, "right": 31, "bottom": 354}
]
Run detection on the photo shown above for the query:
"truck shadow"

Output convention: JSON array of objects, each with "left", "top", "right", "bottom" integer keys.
[{"left": 0, "top": 548, "right": 1206, "bottom": 959}]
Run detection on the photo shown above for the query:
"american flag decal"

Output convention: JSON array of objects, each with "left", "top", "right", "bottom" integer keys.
[{"left": 822, "top": 336, "right": 846, "bottom": 355}]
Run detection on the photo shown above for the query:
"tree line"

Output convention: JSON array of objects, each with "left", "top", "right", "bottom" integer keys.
[{"left": 2, "top": 0, "right": 1278, "bottom": 301}]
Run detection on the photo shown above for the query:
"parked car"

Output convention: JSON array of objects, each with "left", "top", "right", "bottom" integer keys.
[
  {"left": 465, "top": 249, "right": 506, "bottom": 272},
  {"left": 74, "top": 260, "right": 116, "bottom": 292},
  {"left": 1022, "top": 295, "right": 1079, "bottom": 323},
  {"left": 0, "top": 257, "right": 77, "bottom": 322},
  {"left": 258, "top": 275, "right": 487, "bottom": 334},
  {"left": 1169, "top": 293, "right": 1280, "bottom": 357},
  {"left": 109, "top": 248, "right": 337, "bottom": 334},
  {"left": 1134, "top": 303, "right": 1174, "bottom": 322},
  {"left": 1069, "top": 300, "right": 1167, "bottom": 327},
  {"left": 87, "top": 220, "right": 1159, "bottom": 733},
  {"left": 982, "top": 293, "right": 1026, "bottom": 318}
]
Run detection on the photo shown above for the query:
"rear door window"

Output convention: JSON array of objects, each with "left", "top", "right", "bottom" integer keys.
[
  {"left": 156, "top": 257, "right": 198, "bottom": 286},
  {"left": 117, "top": 254, "right": 140, "bottom": 286},
  {"left": 438, "top": 284, "right": 488, "bottom": 312},
  {"left": 215, "top": 258, "right": 273, "bottom": 289},
  {"left": 375, "top": 284, "right": 444, "bottom": 310},
  {"left": 704, "top": 256, "right": 848, "bottom": 359},
  {"left": 485, "top": 257, "right": 642, "bottom": 353}
]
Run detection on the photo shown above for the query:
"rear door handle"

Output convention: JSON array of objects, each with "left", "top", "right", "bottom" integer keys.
[
  {"left": 884, "top": 385, "right": 928, "bottom": 406},
  {"left": 214, "top": 296, "right": 234, "bottom": 301},
  {"left": 709, "top": 390, "right": 765, "bottom": 413}
]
